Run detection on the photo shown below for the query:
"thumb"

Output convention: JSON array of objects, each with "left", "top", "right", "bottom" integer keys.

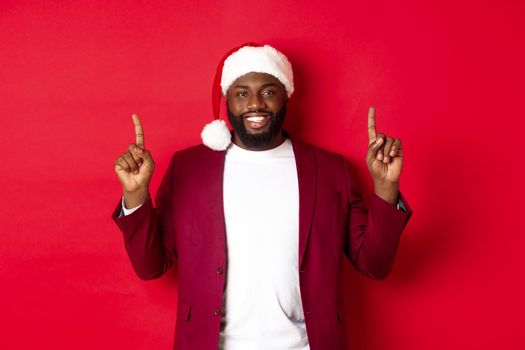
[
  {"left": 367, "top": 137, "right": 384, "bottom": 157},
  {"left": 131, "top": 145, "right": 155, "bottom": 169}
]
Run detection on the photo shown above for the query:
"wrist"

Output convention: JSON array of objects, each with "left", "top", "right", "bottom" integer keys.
[
  {"left": 373, "top": 180, "right": 399, "bottom": 204},
  {"left": 123, "top": 188, "right": 149, "bottom": 209}
]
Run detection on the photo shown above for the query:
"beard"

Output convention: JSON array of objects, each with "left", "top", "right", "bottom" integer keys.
[{"left": 227, "top": 102, "right": 287, "bottom": 149}]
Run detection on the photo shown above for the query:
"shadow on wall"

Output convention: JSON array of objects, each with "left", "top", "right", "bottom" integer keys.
[{"left": 142, "top": 259, "right": 180, "bottom": 307}]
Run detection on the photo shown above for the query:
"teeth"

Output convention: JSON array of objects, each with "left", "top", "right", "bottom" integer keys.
[{"left": 246, "top": 116, "right": 266, "bottom": 122}]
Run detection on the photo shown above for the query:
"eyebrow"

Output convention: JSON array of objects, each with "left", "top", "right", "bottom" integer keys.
[{"left": 232, "top": 83, "right": 278, "bottom": 89}]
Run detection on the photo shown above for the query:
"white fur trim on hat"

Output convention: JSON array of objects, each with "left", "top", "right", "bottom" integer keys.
[
  {"left": 220, "top": 45, "right": 294, "bottom": 98},
  {"left": 201, "top": 119, "right": 232, "bottom": 151}
]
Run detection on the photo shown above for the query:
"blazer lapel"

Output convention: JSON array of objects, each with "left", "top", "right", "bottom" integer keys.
[
  {"left": 288, "top": 133, "right": 317, "bottom": 268},
  {"left": 205, "top": 148, "right": 227, "bottom": 260}
]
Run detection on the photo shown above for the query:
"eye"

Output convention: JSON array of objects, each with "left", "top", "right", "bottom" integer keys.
[
  {"left": 262, "top": 90, "right": 276, "bottom": 96},
  {"left": 236, "top": 91, "right": 248, "bottom": 97}
]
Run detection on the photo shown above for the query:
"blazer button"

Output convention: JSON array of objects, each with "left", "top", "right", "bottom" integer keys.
[
  {"left": 216, "top": 267, "right": 224, "bottom": 275},
  {"left": 213, "top": 308, "right": 221, "bottom": 316}
]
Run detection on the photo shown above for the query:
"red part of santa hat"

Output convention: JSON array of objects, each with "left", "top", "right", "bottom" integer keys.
[{"left": 201, "top": 42, "right": 294, "bottom": 151}]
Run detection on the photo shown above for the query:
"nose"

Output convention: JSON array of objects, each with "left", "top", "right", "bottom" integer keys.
[{"left": 247, "top": 93, "right": 266, "bottom": 110}]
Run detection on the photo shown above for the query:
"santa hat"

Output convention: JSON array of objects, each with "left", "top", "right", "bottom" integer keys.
[{"left": 200, "top": 42, "right": 294, "bottom": 151}]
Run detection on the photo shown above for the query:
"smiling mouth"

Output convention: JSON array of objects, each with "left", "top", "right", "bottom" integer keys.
[{"left": 243, "top": 113, "right": 271, "bottom": 129}]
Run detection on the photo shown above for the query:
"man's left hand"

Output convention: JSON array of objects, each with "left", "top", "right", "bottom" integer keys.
[{"left": 366, "top": 106, "right": 403, "bottom": 204}]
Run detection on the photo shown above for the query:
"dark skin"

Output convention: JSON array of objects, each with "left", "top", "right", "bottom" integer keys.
[
  {"left": 226, "top": 72, "right": 288, "bottom": 151},
  {"left": 114, "top": 72, "right": 402, "bottom": 208}
]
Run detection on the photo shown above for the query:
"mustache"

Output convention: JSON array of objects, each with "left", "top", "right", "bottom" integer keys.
[{"left": 241, "top": 110, "right": 274, "bottom": 118}]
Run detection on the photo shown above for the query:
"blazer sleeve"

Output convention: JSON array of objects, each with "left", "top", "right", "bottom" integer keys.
[
  {"left": 111, "top": 153, "right": 177, "bottom": 280},
  {"left": 342, "top": 157, "right": 412, "bottom": 280}
]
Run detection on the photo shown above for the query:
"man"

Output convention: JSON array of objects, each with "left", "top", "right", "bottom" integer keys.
[{"left": 112, "top": 43, "right": 412, "bottom": 350}]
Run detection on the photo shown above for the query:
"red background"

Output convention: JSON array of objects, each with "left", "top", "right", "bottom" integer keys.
[{"left": 1, "top": 0, "right": 524, "bottom": 349}]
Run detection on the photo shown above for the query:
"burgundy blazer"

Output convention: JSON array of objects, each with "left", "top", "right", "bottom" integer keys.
[{"left": 112, "top": 133, "right": 412, "bottom": 350}]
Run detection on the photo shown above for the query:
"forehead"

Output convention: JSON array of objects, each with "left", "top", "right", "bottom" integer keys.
[{"left": 230, "top": 72, "right": 285, "bottom": 90}]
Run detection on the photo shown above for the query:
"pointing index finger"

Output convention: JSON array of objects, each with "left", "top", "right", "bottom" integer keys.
[
  {"left": 132, "top": 113, "right": 145, "bottom": 148},
  {"left": 367, "top": 106, "right": 377, "bottom": 145}
]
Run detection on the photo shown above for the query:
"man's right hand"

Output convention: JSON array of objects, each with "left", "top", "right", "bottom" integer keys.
[{"left": 114, "top": 114, "right": 155, "bottom": 208}]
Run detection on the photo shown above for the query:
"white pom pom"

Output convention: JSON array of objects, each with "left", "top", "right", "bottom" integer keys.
[{"left": 201, "top": 119, "right": 232, "bottom": 151}]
